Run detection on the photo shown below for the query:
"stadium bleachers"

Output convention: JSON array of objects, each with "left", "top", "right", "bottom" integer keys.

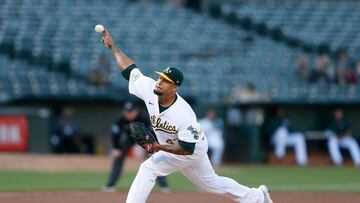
[
  {"left": 227, "top": 0, "right": 360, "bottom": 58},
  {"left": 0, "top": 0, "right": 359, "bottom": 104},
  {"left": 0, "top": 54, "right": 117, "bottom": 103}
]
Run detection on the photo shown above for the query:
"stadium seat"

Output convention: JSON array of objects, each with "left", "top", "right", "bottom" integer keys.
[{"left": 0, "top": 0, "right": 358, "bottom": 103}]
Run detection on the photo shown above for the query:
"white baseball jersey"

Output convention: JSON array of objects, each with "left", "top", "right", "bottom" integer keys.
[
  {"left": 128, "top": 68, "right": 204, "bottom": 145},
  {"left": 125, "top": 67, "right": 268, "bottom": 203}
]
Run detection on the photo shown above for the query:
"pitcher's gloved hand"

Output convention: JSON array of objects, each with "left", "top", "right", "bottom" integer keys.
[{"left": 129, "top": 122, "right": 159, "bottom": 154}]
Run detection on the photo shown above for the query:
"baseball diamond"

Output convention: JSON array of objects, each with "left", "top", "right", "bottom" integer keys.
[{"left": 1, "top": 1, "right": 360, "bottom": 203}]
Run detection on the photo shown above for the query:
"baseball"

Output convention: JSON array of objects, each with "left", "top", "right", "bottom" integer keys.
[{"left": 94, "top": 24, "right": 105, "bottom": 33}]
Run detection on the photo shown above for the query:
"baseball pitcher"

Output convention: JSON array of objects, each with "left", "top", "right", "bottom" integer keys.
[{"left": 98, "top": 26, "right": 273, "bottom": 203}]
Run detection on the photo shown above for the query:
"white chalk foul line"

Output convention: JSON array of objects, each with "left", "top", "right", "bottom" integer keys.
[{"left": 270, "top": 183, "right": 360, "bottom": 191}]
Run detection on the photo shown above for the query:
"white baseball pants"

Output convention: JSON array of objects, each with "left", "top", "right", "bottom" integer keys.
[
  {"left": 325, "top": 130, "right": 360, "bottom": 167},
  {"left": 208, "top": 136, "right": 225, "bottom": 166},
  {"left": 126, "top": 137, "right": 265, "bottom": 203},
  {"left": 272, "top": 127, "right": 308, "bottom": 166}
]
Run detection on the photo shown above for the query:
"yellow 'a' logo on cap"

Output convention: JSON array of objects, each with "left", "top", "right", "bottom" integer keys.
[{"left": 165, "top": 67, "right": 171, "bottom": 73}]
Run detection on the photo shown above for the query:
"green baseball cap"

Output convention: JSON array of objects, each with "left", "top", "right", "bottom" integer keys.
[{"left": 155, "top": 67, "right": 183, "bottom": 86}]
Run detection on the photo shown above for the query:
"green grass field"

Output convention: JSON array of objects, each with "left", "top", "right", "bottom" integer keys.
[{"left": 1, "top": 166, "right": 360, "bottom": 193}]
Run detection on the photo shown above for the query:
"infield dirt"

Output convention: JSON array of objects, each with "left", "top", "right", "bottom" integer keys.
[{"left": 1, "top": 153, "right": 360, "bottom": 203}]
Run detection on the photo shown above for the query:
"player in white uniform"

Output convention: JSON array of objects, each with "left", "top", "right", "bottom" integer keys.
[
  {"left": 199, "top": 108, "right": 225, "bottom": 166},
  {"left": 100, "top": 27, "right": 273, "bottom": 203}
]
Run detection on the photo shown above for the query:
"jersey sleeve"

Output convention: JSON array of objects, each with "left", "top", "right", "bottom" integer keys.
[
  {"left": 178, "top": 121, "right": 204, "bottom": 143},
  {"left": 128, "top": 68, "right": 156, "bottom": 101}
]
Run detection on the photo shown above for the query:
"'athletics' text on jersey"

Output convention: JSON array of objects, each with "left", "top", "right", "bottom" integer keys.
[{"left": 128, "top": 68, "right": 204, "bottom": 145}]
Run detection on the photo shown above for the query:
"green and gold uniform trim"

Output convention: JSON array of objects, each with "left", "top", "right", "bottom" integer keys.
[{"left": 153, "top": 127, "right": 178, "bottom": 134}]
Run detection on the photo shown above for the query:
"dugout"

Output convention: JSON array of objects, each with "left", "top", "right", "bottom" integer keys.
[
  {"left": 221, "top": 102, "right": 360, "bottom": 164},
  {"left": 0, "top": 100, "right": 129, "bottom": 154}
]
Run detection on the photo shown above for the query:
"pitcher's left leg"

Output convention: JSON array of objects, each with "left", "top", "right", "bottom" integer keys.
[
  {"left": 126, "top": 151, "right": 199, "bottom": 203},
  {"left": 126, "top": 157, "right": 157, "bottom": 203}
]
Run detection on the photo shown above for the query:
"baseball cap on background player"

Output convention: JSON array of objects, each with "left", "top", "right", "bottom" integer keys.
[
  {"left": 123, "top": 102, "right": 137, "bottom": 112},
  {"left": 155, "top": 67, "right": 183, "bottom": 86}
]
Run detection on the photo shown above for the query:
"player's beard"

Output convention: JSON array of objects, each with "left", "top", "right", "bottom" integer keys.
[{"left": 153, "top": 89, "right": 163, "bottom": 96}]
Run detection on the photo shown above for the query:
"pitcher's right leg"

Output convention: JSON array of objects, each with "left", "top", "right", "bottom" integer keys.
[{"left": 180, "top": 155, "right": 267, "bottom": 203}]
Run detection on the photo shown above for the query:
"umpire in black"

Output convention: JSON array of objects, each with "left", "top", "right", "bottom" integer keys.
[{"left": 103, "top": 101, "right": 170, "bottom": 192}]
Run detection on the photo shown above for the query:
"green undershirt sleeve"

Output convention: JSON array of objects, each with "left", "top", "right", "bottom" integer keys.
[
  {"left": 179, "top": 140, "right": 195, "bottom": 154},
  {"left": 121, "top": 64, "right": 137, "bottom": 80}
]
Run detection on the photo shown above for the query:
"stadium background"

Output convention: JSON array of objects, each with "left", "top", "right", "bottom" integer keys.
[{"left": 1, "top": 0, "right": 360, "bottom": 202}]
